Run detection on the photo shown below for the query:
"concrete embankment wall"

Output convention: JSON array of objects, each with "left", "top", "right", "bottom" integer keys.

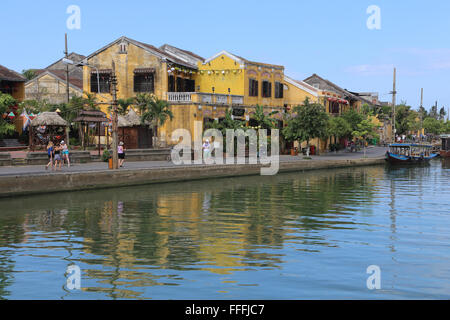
[{"left": 0, "top": 158, "right": 385, "bottom": 198}]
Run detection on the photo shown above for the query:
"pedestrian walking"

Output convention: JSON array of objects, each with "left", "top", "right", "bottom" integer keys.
[
  {"left": 45, "top": 141, "right": 54, "bottom": 170},
  {"left": 53, "top": 144, "right": 63, "bottom": 170},
  {"left": 61, "top": 140, "right": 70, "bottom": 167},
  {"left": 203, "top": 139, "right": 211, "bottom": 161},
  {"left": 118, "top": 141, "right": 126, "bottom": 167}
]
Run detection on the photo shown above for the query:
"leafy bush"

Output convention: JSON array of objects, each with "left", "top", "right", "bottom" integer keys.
[
  {"left": 69, "top": 137, "right": 80, "bottom": 146},
  {"left": 102, "top": 150, "right": 111, "bottom": 162}
]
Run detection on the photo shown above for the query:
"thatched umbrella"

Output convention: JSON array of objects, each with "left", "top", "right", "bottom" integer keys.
[
  {"left": 31, "top": 112, "right": 68, "bottom": 127},
  {"left": 118, "top": 115, "right": 132, "bottom": 128},
  {"left": 124, "top": 108, "right": 143, "bottom": 126},
  {"left": 29, "top": 112, "right": 69, "bottom": 150}
]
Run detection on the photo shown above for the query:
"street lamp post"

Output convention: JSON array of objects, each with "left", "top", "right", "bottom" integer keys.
[
  {"left": 62, "top": 58, "right": 118, "bottom": 168},
  {"left": 110, "top": 61, "right": 119, "bottom": 170}
]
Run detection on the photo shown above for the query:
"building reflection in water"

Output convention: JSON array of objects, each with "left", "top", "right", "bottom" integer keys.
[{"left": 0, "top": 166, "right": 384, "bottom": 299}]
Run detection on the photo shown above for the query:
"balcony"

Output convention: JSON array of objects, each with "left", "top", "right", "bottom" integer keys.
[{"left": 167, "top": 92, "right": 244, "bottom": 106}]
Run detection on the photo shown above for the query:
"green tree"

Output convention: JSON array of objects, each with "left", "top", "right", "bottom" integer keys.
[
  {"left": 406, "top": 110, "right": 421, "bottom": 134},
  {"left": 22, "top": 69, "right": 37, "bottom": 81},
  {"left": 444, "top": 121, "right": 450, "bottom": 134},
  {"left": 394, "top": 104, "right": 413, "bottom": 135},
  {"left": 282, "top": 98, "right": 329, "bottom": 156},
  {"left": 327, "top": 116, "right": 351, "bottom": 148},
  {"left": 418, "top": 105, "right": 428, "bottom": 120},
  {"left": 83, "top": 92, "right": 100, "bottom": 110},
  {"left": 342, "top": 109, "right": 364, "bottom": 137},
  {"left": 439, "top": 107, "right": 447, "bottom": 120},
  {"left": 139, "top": 94, "right": 174, "bottom": 147},
  {"left": 352, "top": 119, "right": 378, "bottom": 157},
  {"left": 423, "top": 117, "right": 443, "bottom": 136},
  {"left": 251, "top": 105, "right": 279, "bottom": 130},
  {"left": 109, "top": 97, "right": 134, "bottom": 116},
  {"left": 429, "top": 104, "right": 438, "bottom": 120},
  {"left": 0, "top": 93, "right": 17, "bottom": 136},
  {"left": 18, "top": 99, "right": 51, "bottom": 115}
]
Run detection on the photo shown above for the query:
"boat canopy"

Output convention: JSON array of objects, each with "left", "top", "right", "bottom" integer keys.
[{"left": 389, "top": 143, "right": 433, "bottom": 148}]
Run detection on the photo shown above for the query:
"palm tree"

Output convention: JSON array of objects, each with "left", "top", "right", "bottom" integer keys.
[
  {"left": 82, "top": 91, "right": 100, "bottom": 110},
  {"left": 134, "top": 93, "right": 151, "bottom": 116},
  {"left": 108, "top": 97, "right": 134, "bottom": 116},
  {"left": 139, "top": 94, "right": 174, "bottom": 148},
  {"left": 252, "top": 104, "right": 279, "bottom": 129}
]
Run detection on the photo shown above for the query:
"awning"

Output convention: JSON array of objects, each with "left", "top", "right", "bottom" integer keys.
[
  {"left": 91, "top": 69, "right": 112, "bottom": 74},
  {"left": 134, "top": 68, "right": 156, "bottom": 74}
]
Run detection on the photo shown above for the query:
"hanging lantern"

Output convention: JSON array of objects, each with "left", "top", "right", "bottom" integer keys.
[
  {"left": 8, "top": 112, "right": 15, "bottom": 119},
  {"left": 2, "top": 113, "right": 7, "bottom": 119}
]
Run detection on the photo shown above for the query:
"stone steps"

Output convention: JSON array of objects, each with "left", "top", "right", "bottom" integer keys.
[
  {"left": 0, "top": 139, "right": 23, "bottom": 147},
  {"left": 12, "top": 158, "right": 27, "bottom": 166},
  {"left": 0, "top": 152, "right": 12, "bottom": 166},
  {"left": 26, "top": 151, "right": 91, "bottom": 165}
]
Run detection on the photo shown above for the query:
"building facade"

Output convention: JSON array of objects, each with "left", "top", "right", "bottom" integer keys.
[
  {"left": 0, "top": 64, "right": 26, "bottom": 101},
  {"left": 24, "top": 53, "right": 85, "bottom": 104},
  {"left": 82, "top": 37, "right": 318, "bottom": 147}
]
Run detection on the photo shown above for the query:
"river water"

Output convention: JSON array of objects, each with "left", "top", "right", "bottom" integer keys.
[{"left": 0, "top": 160, "right": 449, "bottom": 299}]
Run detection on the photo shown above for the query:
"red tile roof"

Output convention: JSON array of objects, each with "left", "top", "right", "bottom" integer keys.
[{"left": 0, "top": 64, "right": 26, "bottom": 82}]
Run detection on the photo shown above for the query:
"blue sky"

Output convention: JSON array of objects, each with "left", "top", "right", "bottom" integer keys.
[{"left": 1, "top": 0, "right": 450, "bottom": 111}]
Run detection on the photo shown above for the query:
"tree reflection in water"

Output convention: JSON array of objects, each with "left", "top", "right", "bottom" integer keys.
[{"left": 2, "top": 162, "right": 447, "bottom": 299}]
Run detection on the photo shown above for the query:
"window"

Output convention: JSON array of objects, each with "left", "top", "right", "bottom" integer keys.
[
  {"left": 176, "top": 77, "right": 185, "bottom": 92},
  {"left": 275, "top": 81, "right": 283, "bottom": 98},
  {"left": 119, "top": 42, "right": 127, "bottom": 54},
  {"left": 249, "top": 78, "right": 258, "bottom": 97},
  {"left": 262, "top": 80, "right": 272, "bottom": 98},
  {"left": 330, "top": 101, "right": 340, "bottom": 114},
  {"left": 232, "top": 108, "right": 245, "bottom": 117},
  {"left": 184, "top": 78, "right": 195, "bottom": 92},
  {"left": 168, "top": 75, "right": 175, "bottom": 92},
  {"left": 90, "top": 72, "right": 111, "bottom": 93},
  {"left": 134, "top": 73, "right": 154, "bottom": 93}
]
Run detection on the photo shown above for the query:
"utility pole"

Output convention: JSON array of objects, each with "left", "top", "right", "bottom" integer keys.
[
  {"left": 65, "top": 33, "right": 70, "bottom": 103},
  {"left": 110, "top": 60, "right": 119, "bottom": 169},
  {"left": 390, "top": 68, "right": 397, "bottom": 142},
  {"left": 420, "top": 88, "right": 423, "bottom": 135}
]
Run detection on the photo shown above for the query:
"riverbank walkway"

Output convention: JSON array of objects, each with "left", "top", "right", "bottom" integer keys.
[{"left": 0, "top": 146, "right": 387, "bottom": 177}]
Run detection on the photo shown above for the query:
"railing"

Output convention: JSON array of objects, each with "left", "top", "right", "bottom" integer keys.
[
  {"left": 167, "top": 92, "right": 194, "bottom": 103},
  {"left": 167, "top": 92, "right": 244, "bottom": 105}
]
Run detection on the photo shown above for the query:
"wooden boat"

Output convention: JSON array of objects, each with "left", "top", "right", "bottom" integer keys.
[
  {"left": 385, "top": 143, "right": 439, "bottom": 164},
  {"left": 440, "top": 134, "right": 450, "bottom": 158}
]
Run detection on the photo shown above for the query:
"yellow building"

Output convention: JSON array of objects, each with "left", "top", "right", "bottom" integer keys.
[
  {"left": 197, "top": 51, "right": 285, "bottom": 107},
  {"left": 0, "top": 64, "right": 26, "bottom": 101},
  {"left": 83, "top": 36, "right": 205, "bottom": 146},
  {"left": 283, "top": 75, "right": 319, "bottom": 107},
  {"left": 83, "top": 41, "right": 317, "bottom": 146}
]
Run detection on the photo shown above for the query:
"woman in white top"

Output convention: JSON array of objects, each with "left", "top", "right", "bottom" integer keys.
[
  {"left": 118, "top": 141, "right": 126, "bottom": 167},
  {"left": 202, "top": 139, "right": 211, "bottom": 162}
]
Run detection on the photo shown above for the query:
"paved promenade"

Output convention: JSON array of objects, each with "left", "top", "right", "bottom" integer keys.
[{"left": 0, "top": 147, "right": 387, "bottom": 177}]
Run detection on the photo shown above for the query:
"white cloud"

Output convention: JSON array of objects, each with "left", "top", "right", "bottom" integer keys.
[{"left": 344, "top": 64, "right": 394, "bottom": 76}]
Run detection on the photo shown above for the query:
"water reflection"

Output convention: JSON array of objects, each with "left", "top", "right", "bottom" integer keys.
[{"left": 0, "top": 162, "right": 449, "bottom": 299}]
